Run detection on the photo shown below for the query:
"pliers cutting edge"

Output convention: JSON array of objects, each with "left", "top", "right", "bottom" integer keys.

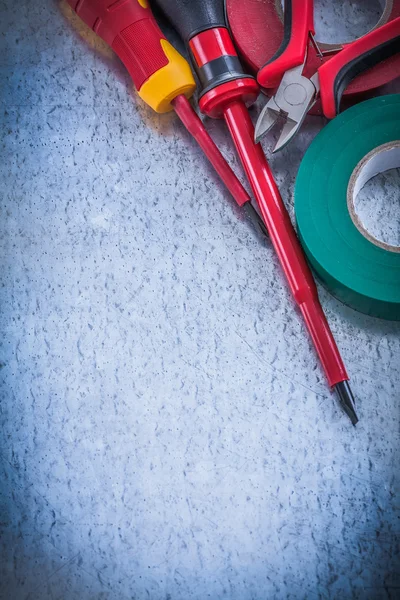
[{"left": 254, "top": 0, "right": 400, "bottom": 151}]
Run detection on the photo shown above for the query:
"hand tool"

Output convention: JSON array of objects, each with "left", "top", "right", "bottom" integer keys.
[
  {"left": 65, "top": 0, "right": 268, "bottom": 234},
  {"left": 254, "top": 1, "right": 400, "bottom": 150},
  {"left": 155, "top": 0, "right": 358, "bottom": 424},
  {"left": 296, "top": 94, "right": 400, "bottom": 321},
  {"left": 227, "top": 0, "right": 400, "bottom": 97}
]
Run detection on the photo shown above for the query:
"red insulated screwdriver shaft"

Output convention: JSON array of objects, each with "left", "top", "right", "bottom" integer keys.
[
  {"left": 223, "top": 102, "right": 350, "bottom": 389},
  {"left": 156, "top": 0, "right": 358, "bottom": 424},
  {"left": 171, "top": 95, "right": 250, "bottom": 207},
  {"left": 173, "top": 95, "right": 269, "bottom": 237}
]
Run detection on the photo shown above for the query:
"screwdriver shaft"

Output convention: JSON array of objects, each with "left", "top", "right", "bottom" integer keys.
[
  {"left": 172, "top": 95, "right": 251, "bottom": 207},
  {"left": 223, "top": 100, "right": 351, "bottom": 399}
]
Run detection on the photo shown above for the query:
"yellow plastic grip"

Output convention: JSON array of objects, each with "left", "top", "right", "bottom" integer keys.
[{"left": 138, "top": 39, "right": 196, "bottom": 113}]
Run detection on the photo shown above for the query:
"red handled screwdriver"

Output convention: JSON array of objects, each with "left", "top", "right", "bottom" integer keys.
[
  {"left": 155, "top": 0, "right": 358, "bottom": 424},
  {"left": 66, "top": 0, "right": 268, "bottom": 232}
]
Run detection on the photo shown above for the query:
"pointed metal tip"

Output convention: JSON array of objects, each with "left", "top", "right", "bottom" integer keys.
[
  {"left": 273, "top": 118, "right": 302, "bottom": 153},
  {"left": 334, "top": 381, "right": 359, "bottom": 426},
  {"left": 254, "top": 118, "right": 273, "bottom": 144},
  {"left": 254, "top": 102, "right": 280, "bottom": 144},
  {"left": 243, "top": 202, "right": 269, "bottom": 238}
]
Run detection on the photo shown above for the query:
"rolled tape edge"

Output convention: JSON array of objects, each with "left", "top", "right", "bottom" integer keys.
[
  {"left": 295, "top": 95, "right": 400, "bottom": 321},
  {"left": 299, "top": 231, "right": 400, "bottom": 321}
]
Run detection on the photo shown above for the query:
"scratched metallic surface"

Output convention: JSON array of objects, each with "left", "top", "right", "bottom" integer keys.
[{"left": 0, "top": 1, "right": 399, "bottom": 599}]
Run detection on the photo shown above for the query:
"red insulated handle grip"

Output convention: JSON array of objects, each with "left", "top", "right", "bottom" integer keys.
[
  {"left": 257, "top": 0, "right": 314, "bottom": 88},
  {"left": 319, "top": 17, "right": 400, "bottom": 119},
  {"left": 67, "top": 0, "right": 170, "bottom": 91}
]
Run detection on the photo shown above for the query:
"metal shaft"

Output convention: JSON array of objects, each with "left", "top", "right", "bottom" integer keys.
[{"left": 335, "top": 381, "right": 359, "bottom": 425}]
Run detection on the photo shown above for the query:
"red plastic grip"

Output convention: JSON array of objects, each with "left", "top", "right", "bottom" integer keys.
[
  {"left": 67, "top": 0, "right": 169, "bottom": 91},
  {"left": 189, "top": 28, "right": 237, "bottom": 66},
  {"left": 257, "top": 0, "right": 314, "bottom": 88},
  {"left": 319, "top": 17, "right": 400, "bottom": 119},
  {"left": 113, "top": 19, "right": 168, "bottom": 90}
]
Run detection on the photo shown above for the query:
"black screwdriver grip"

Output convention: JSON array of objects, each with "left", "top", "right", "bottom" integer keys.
[{"left": 155, "top": 0, "right": 226, "bottom": 42}]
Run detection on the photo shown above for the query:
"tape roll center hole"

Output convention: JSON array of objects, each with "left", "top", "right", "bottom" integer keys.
[
  {"left": 350, "top": 144, "right": 400, "bottom": 252},
  {"left": 281, "top": 0, "right": 387, "bottom": 45}
]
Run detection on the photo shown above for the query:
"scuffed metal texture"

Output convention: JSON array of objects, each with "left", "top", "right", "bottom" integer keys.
[{"left": 0, "top": 1, "right": 399, "bottom": 598}]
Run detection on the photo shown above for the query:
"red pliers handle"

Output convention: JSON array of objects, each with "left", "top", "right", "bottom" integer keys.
[
  {"left": 257, "top": 0, "right": 314, "bottom": 88},
  {"left": 319, "top": 17, "right": 400, "bottom": 118}
]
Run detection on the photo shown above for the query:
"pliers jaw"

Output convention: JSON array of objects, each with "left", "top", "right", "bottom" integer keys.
[
  {"left": 254, "top": 63, "right": 320, "bottom": 151},
  {"left": 255, "top": 11, "right": 400, "bottom": 151}
]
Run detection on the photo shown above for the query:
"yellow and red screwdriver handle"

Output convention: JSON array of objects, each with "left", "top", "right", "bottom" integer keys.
[
  {"left": 66, "top": 0, "right": 252, "bottom": 208},
  {"left": 156, "top": 0, "right": 358, "bottom": 423}
]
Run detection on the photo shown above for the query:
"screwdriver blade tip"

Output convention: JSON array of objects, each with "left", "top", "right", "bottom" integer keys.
[{"left": 334, "top": 381, "right": 359, "bottom": 426}]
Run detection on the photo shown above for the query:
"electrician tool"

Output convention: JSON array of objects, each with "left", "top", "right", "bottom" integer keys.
[
  {"left": 155, "top": 0, "right": 358, "bottom": 424},
  {"left": 66, "top": 0, "right": 268, "bottom": 233},
  {"left": 227, "top": 0, "right": 400, "bottom": 98},
  {"left": 254, "top": 1, "right": 400, "bottom": 150},
  {"left": 296, "top": 95, "right": 400, "bottom": 321}
]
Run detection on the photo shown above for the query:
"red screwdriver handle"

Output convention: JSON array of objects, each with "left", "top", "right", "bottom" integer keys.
[
  {"left": 67, "top": 0, "right": 195, "bottom": 112},
  {"left": 257, "top": 0, "right": 315, "bottom": 89},
  {"left": 155, "top": 0, "right": 227, "bottom": 42},
  {"left": 319, "top": 17, "right": 400, "bottom": 119},
  {"left": 156, "top": 0, "right": 260, "bottom": 117}
]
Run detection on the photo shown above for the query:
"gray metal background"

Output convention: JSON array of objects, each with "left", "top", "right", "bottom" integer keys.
[{"left": 1, "top": 1, "right": 399, "bottom": 599}]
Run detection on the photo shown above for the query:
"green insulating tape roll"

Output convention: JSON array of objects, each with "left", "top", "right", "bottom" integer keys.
[{"left": 295, "top": 94, "right": 400, "bottom": 321}]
